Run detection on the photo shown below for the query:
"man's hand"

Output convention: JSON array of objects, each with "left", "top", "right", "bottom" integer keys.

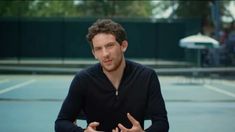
[
  {"left": 117, "top": 113, "right": 144, "bottom": 132},
  {"left": 84, "top": 122, "right": 102, "bottom": 132},
  {"left": 112, "top": 127, "right": 119, "bottom": 132}
]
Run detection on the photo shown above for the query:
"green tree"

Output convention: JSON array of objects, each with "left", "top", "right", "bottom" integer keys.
[
  {"left": 174, "top": 1, "right": 211, "bottom": 18},
  {"left": 0, "top": 0, "right": 233, "bottom": 21},
  {"left": 170, "top": 0, "right": 232, "bottom": 20},
  {"left": 0, "top": 0, "right": 32, "bottom": 17},
  {"left": 0, "top": 0, "right": 155, "bottom": 18},
  {"left": 26, "top": 1, "right": 78, "bottom": 17}
]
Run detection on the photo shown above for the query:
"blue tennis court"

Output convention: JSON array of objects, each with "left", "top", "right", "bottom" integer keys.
[{"left": 0, "top": 74, "right": 234, "bottom": 132}]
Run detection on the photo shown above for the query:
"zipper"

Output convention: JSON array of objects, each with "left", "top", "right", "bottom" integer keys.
[
  {"left": 115, "top": 90, "right": 119, "bottom": 100},
  {"left": 115, "top": 90, "right": 118, "bottom": 96}
]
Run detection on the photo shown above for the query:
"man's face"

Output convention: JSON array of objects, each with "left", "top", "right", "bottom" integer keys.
[{"left": 92, "top": 33, "right": 128, "bottom": 72}]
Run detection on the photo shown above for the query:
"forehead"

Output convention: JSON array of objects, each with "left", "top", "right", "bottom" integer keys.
[{"left": 92, "top": 33, "right": 116, "bottom": 46}]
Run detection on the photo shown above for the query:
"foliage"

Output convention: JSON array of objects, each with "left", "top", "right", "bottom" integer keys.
[
  {"left": 0, "top": 0, "right": 154, "bottom": 18},
  {"left": 172, "top": 0, "right": 231, "bottom": 19},
  {"left": 0, "top": 0, "right": 32, "bottom": 16},
  {"left": 0, "top": 0, "right": 233, "bottom": 21}
]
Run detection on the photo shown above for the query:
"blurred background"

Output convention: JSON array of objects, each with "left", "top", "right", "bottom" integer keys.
[{"left": 0, "top": 0, "right": 235, "bottom": 70}]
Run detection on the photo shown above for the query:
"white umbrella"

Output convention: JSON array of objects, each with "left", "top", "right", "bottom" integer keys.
[
  {"left": 179, "top": 33, "right": 220, "bottom": 67},
  {"left": 179, "top": 33, "right": 220, "bottom": 49}
]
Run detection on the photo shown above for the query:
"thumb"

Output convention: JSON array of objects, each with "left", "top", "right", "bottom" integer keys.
[{"left": 88, "top": 122, "right": 100, "bottom": 129}]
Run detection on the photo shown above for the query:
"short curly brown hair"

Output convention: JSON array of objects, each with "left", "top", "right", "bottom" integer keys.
[{"left": 86, "top": 19, "right": 127, "bottom": 49}]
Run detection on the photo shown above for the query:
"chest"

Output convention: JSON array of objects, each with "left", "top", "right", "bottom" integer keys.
[{"left": 84, "top": 77, "right": 149, "bottom": 113}]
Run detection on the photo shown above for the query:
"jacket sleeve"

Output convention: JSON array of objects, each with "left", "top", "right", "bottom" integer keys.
[
  {"left": 55, "top": 73, "right": 86, "bottom": 132},
  {"left": 145, "top": 71, "right": 169, "bottom": 132}
]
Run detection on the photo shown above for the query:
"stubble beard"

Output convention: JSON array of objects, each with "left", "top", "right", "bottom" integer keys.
[{"left": 102, "top": 55, "right": 123, "bottom": 73}]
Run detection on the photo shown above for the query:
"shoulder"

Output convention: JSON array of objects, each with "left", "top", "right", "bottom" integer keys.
[
  {"left": 126, "top": 60, "right": 160, "bottom": 88},
  {"left": 127, "top": 60, "right": 156, "bottom": 75},
  {"left": 74, "top": 63, "right": 101, "bottom": 81},
  {"left": 69, "top": 64, "right": 101, "bottom": 91}
]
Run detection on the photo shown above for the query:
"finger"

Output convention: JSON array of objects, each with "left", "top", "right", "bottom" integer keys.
[
  {"left": 88, "top": 122, "right": 100, "bottom": 129},
  {"left": 112, "top": 127, "right": 118, "bottom": 132},
  {"left": 127, "top": 113, "right": 139, "bottom": 126},
  {"left": 118, "top": 123, "right": 128, "bottom": 131}
]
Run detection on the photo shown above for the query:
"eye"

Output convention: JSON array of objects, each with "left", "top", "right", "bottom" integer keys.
[
  {"left": 106, "top": 42, "right": 115, "bottom": 49},
  {"left": 94, "top": 47, "right": 102, "bottom": 52}
]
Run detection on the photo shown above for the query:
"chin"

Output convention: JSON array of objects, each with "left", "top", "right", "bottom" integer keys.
[
  {"left": 103, "top": 67, "right": 115, "bottom": 72},
  {"left": 103, "top": 65, "right": 117, "bottom": 72}
]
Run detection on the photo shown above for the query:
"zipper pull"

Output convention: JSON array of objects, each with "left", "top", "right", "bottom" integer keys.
[{"left": 115, "top": 90, "right": 118, "bottom": 96}]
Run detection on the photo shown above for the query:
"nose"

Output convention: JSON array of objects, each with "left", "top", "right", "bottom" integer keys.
[{"left": 102, "top": 48, "right": 109, "bottom": 57}]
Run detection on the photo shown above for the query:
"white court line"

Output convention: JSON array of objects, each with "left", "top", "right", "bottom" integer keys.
[
  {"left": 0, "top": 79, "right": 9, "bottom": 84},
  {"left": 0, "top": 79, "right": 36, "bottom": 94},
  {"left": 222, "top": 81, "right": 235, "bottom": 88},
  {"left": 204, "top": 84, "right": 235, "bottom": 98}
]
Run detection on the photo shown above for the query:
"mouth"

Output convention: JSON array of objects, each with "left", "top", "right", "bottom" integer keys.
[{"left": 103, "top": 59, "right": 112, "bottom": 64}]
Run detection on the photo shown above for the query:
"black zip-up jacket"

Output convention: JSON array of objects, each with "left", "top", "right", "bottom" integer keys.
[{"left": 55, "top": 60, "right": 169, "bottom": 132}]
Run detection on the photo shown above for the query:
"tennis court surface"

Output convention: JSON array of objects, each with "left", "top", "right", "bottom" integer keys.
[{"left": 0, "top": 74, "right": 235, "bottom": 132}]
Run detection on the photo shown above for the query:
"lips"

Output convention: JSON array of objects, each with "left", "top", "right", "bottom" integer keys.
[{"left": 103, "top": 59, "right": 112, "bottom": 64}]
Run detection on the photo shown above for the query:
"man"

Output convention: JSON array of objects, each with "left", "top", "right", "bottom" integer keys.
[{"left": 55, "top": 19, "right": 169, "bottom": 132}]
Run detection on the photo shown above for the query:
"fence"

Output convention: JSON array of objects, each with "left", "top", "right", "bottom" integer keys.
[{"left": 0, "top": 17, "right": 200, "bottom": 62}]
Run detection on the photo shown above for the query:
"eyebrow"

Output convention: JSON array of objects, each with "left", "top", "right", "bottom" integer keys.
[{"left": 93, "top": 41, "right": 117, "bottom": 48}]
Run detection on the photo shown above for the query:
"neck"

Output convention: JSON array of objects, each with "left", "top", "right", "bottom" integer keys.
[{"left": 103, "top": 58, "right": 126, "bottom": 89}]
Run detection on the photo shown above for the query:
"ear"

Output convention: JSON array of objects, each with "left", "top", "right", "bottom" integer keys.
[
  {"left": 92, "top": 49, "right": 97, "bottom": 59},
  {"left": 121, "top": 40, "right": 128, "bottom": 52}
]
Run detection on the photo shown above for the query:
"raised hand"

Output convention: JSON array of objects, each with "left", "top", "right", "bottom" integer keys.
[
  {"left": 112, "top": 127, "right": 119, "bottom": 132},
  {"left": 84, "top": 122, "right": 101, "bottom": 132},
  {"left": 118, "top": 113, "right": 144, "bottom": 132}
]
